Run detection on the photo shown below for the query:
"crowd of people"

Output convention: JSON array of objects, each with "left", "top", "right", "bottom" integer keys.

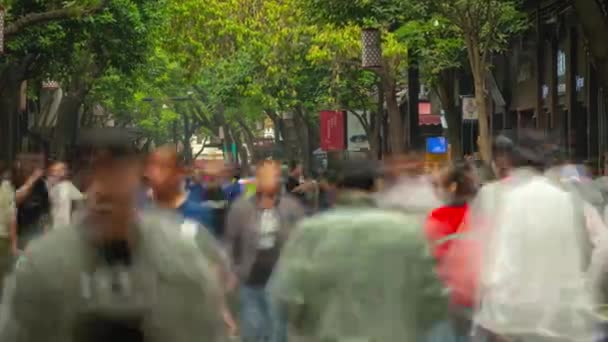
[{"left": 1, "top": 130, "right": 608, "bottom": 342}]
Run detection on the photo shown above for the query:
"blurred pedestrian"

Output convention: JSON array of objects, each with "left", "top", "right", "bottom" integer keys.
[
  {"left": 47, "top": 161, "right": 84, "bottom": 229},
  {"left": 426, "top": 161, "right": 477, "bottom": 280},
  {"left": 13, "top": 153, "right": 49, "bottom": 252},
  {"left": 286, "top": 160, "right": 307, "bottom": 205},
  {"left": 146, "top": 146, "right": 214, "bottom": 233},
  {"left": 270, "top": 159, "right": 448, "bottom": 341},
  {"left": 0, "top": 137, "right": 228, "bottom": 342},
  {"left": 0, "top": 161, "right": 15, "bottom": 295},
  {"left": 471, "top": 131, "right": 596, "bottom": 342},
  {"left": 225, "top": 160, "right": 305, "bottom": 342},
  {"left": 145, "top": 145, "right": 237, "bottom": 335},
  {"left": 425, "top": 161, "right": 478, "bottom": 342},
  {"left": 376, "top": 152, "right": 442, "bottom": 214}
]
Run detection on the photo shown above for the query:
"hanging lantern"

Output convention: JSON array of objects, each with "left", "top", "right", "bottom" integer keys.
[
  {"left": 0, "top": 6, "right": 5, "bottom": 54},
  {"left": 42, "top": 80, "right": 60, "bottom": 90},
  {"left": 361, "top": 28, "right": 382, "bottom": 69}
]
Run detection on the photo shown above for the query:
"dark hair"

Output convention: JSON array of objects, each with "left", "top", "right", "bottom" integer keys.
[
  {"left": 442, "top": 160, "right": 477, "bottom": 201},
  {"left": 511, "top": 129, "right": 554, "bottom": 171},
  {"left": 335, "top": 160, "right": 379, "bottom": 192},
  {"left": 492, "top": 135, "right": 515, "bottom": 160},
  {"left": 78, "top": 128, "right": 137, "bottom": 159}
]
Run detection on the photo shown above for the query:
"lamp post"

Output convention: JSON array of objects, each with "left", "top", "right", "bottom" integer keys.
[
  {"left": 361, "top": 28, "right": 382, "bottom": 70},
  {"left": 42, "top": 80, "right": 60, "bottom": 91},
  {"left": 361, "top": 28, "right": 385, "bottom": 158}
]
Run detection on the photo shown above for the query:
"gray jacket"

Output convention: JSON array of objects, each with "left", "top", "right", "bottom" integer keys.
[
  {"left": 0, "top": 212, "right": 227, "bottom": 342},
  {"left": 224, "top": 194, "right": 305, "bottom": 280}
]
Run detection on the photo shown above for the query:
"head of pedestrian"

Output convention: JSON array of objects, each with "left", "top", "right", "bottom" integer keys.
[
  {"left": 47, "top": 161, "right": 68, "bottom": 186},
  {"left": 204, "top": 160, "right": 225, "bottom": 188},
  {"left": 435, "top": 160, "right": 477, "bottom": 205},
  {"left": 492, "top": 135, "right": 515, "bottom": 179},
  {"left": 255, "top": 160, "right": 281, "bottom": 208},
  {"left": 511, "top": 129, "right": 554, "bottom": 172},
  {"left": 145, "top": 145, "right": 185, "bottom": 201},
  {"left": 81, "top": 135, "right": 142, "bottom": 243},
  {"left": 336, "top": 160, "right": 380, "bottom": 193}
]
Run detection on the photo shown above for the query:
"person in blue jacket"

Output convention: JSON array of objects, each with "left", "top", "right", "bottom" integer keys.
[{"left": 145, "top": 146, "right": 214, "bottom": 234}]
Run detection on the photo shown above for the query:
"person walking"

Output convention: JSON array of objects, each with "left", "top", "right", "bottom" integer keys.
[
  {"left": 13, "top": 153, "right": 49, "bottom": 253},
  {"left": 47, "top": 161, "right": 85, "bottom": 229},
  {"left": 225, "top": 160, "right": 305, "bottom": 342},
  {"left": 146, "top": 146, "right": 214, "bottom": 233},
  {"left": 471, "top": 131, "right": 597, "bottom": 342},
  {"left": 145, "top": 145, "right": 237, "bottom": 336},
  {"left": 0, "top": 136, "right": 228, "bottom": 342},
  {"left": 425, "top": 161, "right": 478, "bottom": 342},
  {"left": 0, "top": 162, "right": 15, "bottom": 295},
  {"left": 269, "top": 160, "right": 448, "bottom": 342}
]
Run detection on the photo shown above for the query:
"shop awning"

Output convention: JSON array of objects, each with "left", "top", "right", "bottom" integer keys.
[{"left": 418, "top": 102, "right": 441, "bottom": 126}]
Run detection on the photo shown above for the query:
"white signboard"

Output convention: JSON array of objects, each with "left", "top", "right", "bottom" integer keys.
[
  {"left": 462, "top": 97, "right": 478, "bottom": 121},
  {"left": 347, "top": 111, "right": 371, "bottom": 151}
]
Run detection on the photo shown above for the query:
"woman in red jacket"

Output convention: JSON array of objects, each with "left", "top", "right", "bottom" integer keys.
[
  {"left": 426, "top": 161, "right": 477, "bottom": 270},
  {"left": 425, "top": 161, "right": 479, "bottom": 342}
]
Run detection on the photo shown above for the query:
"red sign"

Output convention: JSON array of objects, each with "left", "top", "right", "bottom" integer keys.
[{"left": 320, "top": 110, "right": 346, "bottom": 151}]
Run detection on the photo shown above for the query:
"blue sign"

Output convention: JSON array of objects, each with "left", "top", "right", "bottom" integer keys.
[{"left": 426, "top": 137, "right": 447, "bottom": 154}]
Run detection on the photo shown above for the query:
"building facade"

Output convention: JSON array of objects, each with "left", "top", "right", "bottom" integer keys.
[{"left": 492, "top": 0, "right": 608, "bottom": 172}]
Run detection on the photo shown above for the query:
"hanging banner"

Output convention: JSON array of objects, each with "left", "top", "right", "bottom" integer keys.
[
  {"left": 462, "top": 96, "right": 479, "bottom": 121},
  {"left": 320, "top": 110, "right": 346, "bottom": 151}
]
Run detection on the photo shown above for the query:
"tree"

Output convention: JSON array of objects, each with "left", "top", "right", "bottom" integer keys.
[
  {"left": 297, "top": 0, "right": 423, "bottom": 154},
  {"left": 432, "top": 0, "right": 526, "bottom": 161},
  {"left": 307, "top": 24, "right": 383, "bottom": 157},
  {"left": 0, "top": 0, "right": 110, "bottom": 162},
  {"left": 395, "top": 16, "right": 466, "bottom": 156},
  {"left": 0, "top": 0, "right": 165, "bottom": 161}
]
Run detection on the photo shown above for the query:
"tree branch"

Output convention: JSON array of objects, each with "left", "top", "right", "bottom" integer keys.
[
  {"left": 193, "top": 137, "right": 208, "bottom": 160},
  {"left": 5, "top": 2, "right": 108, "bottom": 37}
]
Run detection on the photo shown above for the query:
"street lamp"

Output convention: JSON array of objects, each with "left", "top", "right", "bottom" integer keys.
[
  {"left": 42, "top": 80, "right": 60, "bottom": 90},
  {"left": 361, "top": 28, "right": 382, "bottom": 69},
  {"left": 361, "top": 27, "right": 385, "bottom": 159}
]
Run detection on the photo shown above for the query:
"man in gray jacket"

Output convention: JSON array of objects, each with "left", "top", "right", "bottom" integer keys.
[
  {"left": 0, "top": 137, "right": 227, "bottom": 342},
  {"left": 225, "top": 160, "right": 305, "bottom": 342}
]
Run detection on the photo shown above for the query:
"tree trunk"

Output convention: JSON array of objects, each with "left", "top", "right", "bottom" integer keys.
[
  {"left": 382, "top": 67, "right": 404, "bottom": 154},
  {"left": 0, "top": 83, "right": 22, "bottom": 164},
  {"left": 435, "top": 69, "right": 462, "bottom": 158},
  {"left": 474, "top": 74, "right": 491, "bottom": 162},
  {"left": 232, "top": 131, "right": 249, "bottom": 174},
  {"left": 182, "top": 112, "right": 194, "bottom": 164},
  {"left": 376, "top": 80, "right": 387, "bottom": 159},
  {"left": 53, "top": 91, "right": 87, "bottom": 160},
  {"left": 294, "top": 107, "right": 312, "bottom": 175},
  {"left": 266, "top": 110, "right": 290, "bottom": 160},
  {"left": 0, "top": 57, "right": 36, "bottom": 164},
  {"left": 237, "top": 118, "right": 259, "bottom": 163}
]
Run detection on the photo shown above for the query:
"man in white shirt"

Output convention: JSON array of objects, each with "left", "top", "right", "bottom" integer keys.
[
  {"left": 473, "top": 132, "right": 597, "bottom": 342},
  {"left": 47, "top": 161, "right": 84, "bottom": 229}
]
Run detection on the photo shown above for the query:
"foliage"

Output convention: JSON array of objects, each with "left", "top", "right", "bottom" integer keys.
[
  {"left": 298, "top": 0, "right": 426, "bottom": 28},
  {"left": 431, "top": 0, "right": 527, "bottom": 161},
  {"left": 431, "top": 0, "right": 528, "bottom": 73},
  {"left": 395, "top": 17, "right": 464, "bottom": 83}
]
